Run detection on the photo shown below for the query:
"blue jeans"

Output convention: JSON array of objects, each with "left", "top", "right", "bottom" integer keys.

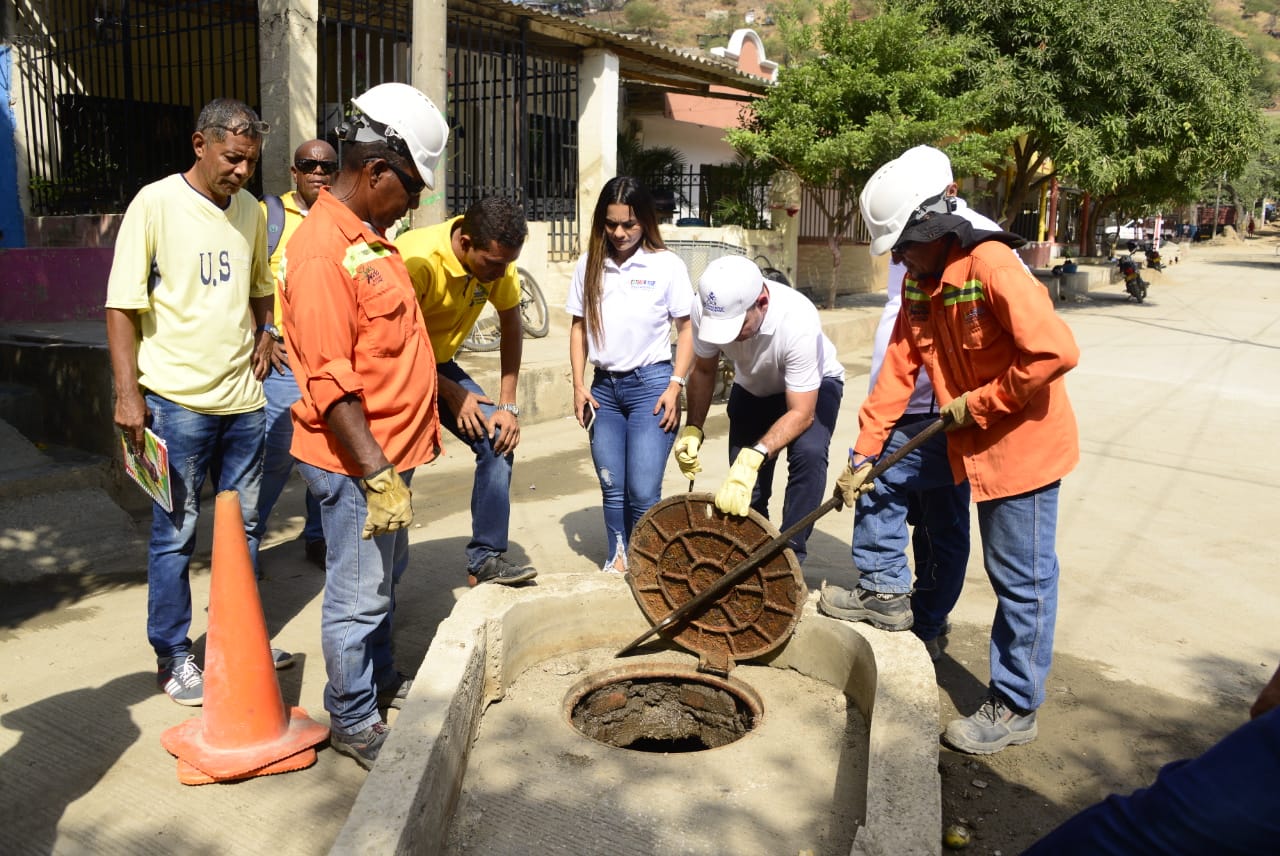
[
  {"left": 437, "top": 361, "right": 515, "bottom": 574},
  {"left": 725, "top": 375, "right": 843, "bottom": 565},
  {"left": 297, "top": 463, "right": 413, "bottom": 735},
  {"left": 977, "top": 481, "right": 1061, "bottom": 712},
  {"left": 144, "top": 394, "right": 264, "bottom": 659},
  {"left": 589, "top": 362, "right": 679, "bottom": 561},
  {"left": 852, "top": 415, "right": 970, "bottom": 641},
  {"left": 252, "top": 363, "right": 323, "bottom": 559},
  {"left": 1022, "top": 706, "right": 1280, "bottom": 855}
]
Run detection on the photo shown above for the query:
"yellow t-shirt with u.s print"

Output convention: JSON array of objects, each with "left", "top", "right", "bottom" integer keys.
[{"left": 105, "top": 173, "right": 273, "bottom": 414}]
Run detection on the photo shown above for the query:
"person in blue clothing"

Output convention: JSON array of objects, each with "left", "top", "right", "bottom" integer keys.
[
  {"left": 1022, "top": 660, "right": 1280, "bottom": 855},
  {"left": 818, "top": 146, "right": 996, "bottom": 661}
]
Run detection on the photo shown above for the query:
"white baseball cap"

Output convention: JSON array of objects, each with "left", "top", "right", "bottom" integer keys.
[{"left": 696, "top": 256, "right": 766, "bottom": 345}]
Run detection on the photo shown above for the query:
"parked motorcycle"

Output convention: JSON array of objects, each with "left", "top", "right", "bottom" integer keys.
[
  {"left": 1142, "top": 243, "right": 1165, "bottom": 272},
  {"left": 1117, "top": 253, "right": 1148, "bottom": 303}
]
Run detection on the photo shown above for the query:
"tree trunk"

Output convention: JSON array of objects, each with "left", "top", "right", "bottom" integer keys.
[{"left": 826, "top": 232, "right": 842, "bottom": 309}]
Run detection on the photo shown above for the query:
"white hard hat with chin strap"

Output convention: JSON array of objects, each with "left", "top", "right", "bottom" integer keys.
[
  {"left": 860, "top": 145, "right": 957, "bottom": 256},
  {"left": 345, "top": 82, "right": 450, "bottom": 190}
]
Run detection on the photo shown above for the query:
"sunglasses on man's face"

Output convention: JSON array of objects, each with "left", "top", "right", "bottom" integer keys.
[
  {"left": 295, "top": 158, "right": 339, "bottom": 175},
  {"left": 381, "top": 159, "right": 426, "bottom": 197}
]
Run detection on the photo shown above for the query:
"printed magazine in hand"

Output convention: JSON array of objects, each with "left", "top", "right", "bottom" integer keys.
[{"left": 119, "top": 427, "right": 173, "bottom": 512}]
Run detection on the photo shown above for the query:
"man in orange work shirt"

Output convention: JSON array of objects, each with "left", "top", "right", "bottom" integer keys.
[
  {"left": 827, "top": 150, "right": 1080, "bottom": 755},
  {"left": 278, "top": 83, "right": 448, "bottom": 769}
]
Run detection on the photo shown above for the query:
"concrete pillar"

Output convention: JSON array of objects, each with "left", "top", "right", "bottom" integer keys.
[
  {"left": 577, "top": 49, "right": 619, "bottom": 250},
  {"left": 258, "top": 0, "right": 319, "bottom": 194},
  {"left": 412, "top": 0, "right": 449, "bottom": 227}
]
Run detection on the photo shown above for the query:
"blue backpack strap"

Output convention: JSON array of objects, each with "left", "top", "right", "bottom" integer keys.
[{"left": 264, "top": 193, "right": 286, "bottom": 260}]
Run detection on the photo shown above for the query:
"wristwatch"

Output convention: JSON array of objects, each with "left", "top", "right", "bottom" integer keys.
[
  {"left": 497, "top": 403, "right": 521, "bottom": 417},
  {"left": 257, "top": 323, "right": 283, "bottom": 343}
]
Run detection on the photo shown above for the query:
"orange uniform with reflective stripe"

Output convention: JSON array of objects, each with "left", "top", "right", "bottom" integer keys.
[
  {"left": 278, "top": 189, "right": 440, "bottom": 475},
  {"left": 855, "top": 240, "right": 1079, "bottom": 501}
]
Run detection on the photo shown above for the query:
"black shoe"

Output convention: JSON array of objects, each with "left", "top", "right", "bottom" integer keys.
[
  {"left": 377, "top": 673, "right": 412, "bottom": 710},
  {"left": 304, "top": 538, "right": 327, "bottom": 569},
  {"left": 330, "top": 721, "right": 390, "bottom": 770},
  {"left": 943, "top": 693, "right": 1038, "bottom": 755},
  {"left": 919, "top": 620, "right": 952, "bottom": 662},
  {"left": 467, "top": 555, "right": 537, "bottom": 587},
  {"left": 818, "top": 584, "right": 914, "bottom": 631}
]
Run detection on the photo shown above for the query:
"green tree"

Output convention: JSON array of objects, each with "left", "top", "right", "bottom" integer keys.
[
  {"left": 623, "top": 0, "right": 670, "bottom": 36},
  {"left": 728, "top": 0, "right": 1016, "bottom": 307},
  {"left": 909, "top": 0, "right": 1263, "bottom": 252}
]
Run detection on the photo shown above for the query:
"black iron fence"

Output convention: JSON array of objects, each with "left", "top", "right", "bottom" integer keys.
[
  {"left": 16, "top": 0, "right": 261, "bottom": 215},
  {"left": 635, "top": 164, "right": 773, "bottom": 229},
  {"left": 316, "top": 1, "right": 580, "bottom": 259}
]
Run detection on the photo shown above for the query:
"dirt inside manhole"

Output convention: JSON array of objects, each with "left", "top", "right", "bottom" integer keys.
[{"left": 567, "top": 667, "right": 760, "bottom": 752}]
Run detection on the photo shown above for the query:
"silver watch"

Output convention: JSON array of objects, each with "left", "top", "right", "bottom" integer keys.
[{"left": 497, "top": 403, "right": 520, "bottom": 417}]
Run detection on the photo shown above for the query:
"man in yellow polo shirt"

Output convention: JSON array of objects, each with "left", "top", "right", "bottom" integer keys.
[
  {"left": 398, "top": 198, "right": 537, "bottom": 587},
  {"left": 254, "top": 138, "right": 338, "bottom": 570}
]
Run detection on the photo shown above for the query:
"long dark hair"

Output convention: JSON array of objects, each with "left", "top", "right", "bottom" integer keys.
[{"left": 583, "top": 176, "right": 666, "bottom": 345}]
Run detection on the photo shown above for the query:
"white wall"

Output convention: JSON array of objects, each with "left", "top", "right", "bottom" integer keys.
[{"left": 635, "top": 115, "right": 737, "bottom": 169}]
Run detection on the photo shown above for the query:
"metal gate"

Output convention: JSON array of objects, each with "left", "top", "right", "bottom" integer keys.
[
  {"left": 14, "top": 0, "right": 261, "bottom": 215},
  {"left": 317, "top": 1, "right": 579, "bottom": 259}
]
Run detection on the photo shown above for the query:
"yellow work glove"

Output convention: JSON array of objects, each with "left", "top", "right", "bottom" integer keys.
[
  {"left": 834, "top": 459, "right": 876, "bottom": 508},
  {"left": 715, "top": 447, "right": 765, "bottom": 517},
  {"left": 941, "top": 392, "right": 974, "bottom": 430},
  {"left": 673, "top": 425, "right": 704, "bottom": 478},
  {"left": 361, "top": 465, "right": 413, "bottom": 539}
]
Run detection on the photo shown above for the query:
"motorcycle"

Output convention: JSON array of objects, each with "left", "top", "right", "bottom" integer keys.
[
  {"left": 1142, "top": 243, "right": 1165, "bottom": 272},
  {"left": 1117, "top": 253, "right": 1148, "bottom": 303}
]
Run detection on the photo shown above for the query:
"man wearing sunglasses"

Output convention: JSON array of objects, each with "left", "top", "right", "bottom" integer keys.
[
  {"left": 105, "top": 99, "right": 277, "bottom": 707},
  {"left": 278, "top": 82, "right": 448, "bottom": 769},
  {"left": 843, "top": 146, "right": 1080, "bottom": 755},
  {"left": 253, "top": 139, "right": 339, "bottom": 573}
]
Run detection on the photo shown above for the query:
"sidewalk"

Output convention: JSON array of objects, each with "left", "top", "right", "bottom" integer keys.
[{"left": 5, "top": 239, "right": 1279, "bottom": 854}]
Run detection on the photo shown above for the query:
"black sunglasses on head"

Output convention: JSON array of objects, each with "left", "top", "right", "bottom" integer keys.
[{"left": 295, "top": 158, "right": 339, "bottom": 175}]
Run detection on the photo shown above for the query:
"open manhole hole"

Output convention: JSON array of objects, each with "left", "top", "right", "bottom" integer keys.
[{"left": 565, "top": 663, "right": 762, "bottom": 753}]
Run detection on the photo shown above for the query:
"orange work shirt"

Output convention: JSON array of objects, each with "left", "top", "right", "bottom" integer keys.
[
  {"left": 855, "top": 240, "right": 1079, "bottom": 501},
  {"left": 278, "top": 189, "right": 440, "bottom": 475}
]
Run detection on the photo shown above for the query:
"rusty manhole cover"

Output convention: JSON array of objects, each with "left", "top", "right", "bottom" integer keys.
[{"left": 626, "top": 493, "right": 806, "bottom": 674}]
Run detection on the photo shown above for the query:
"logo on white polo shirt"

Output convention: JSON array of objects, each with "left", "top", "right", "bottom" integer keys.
[{"left": 630, "top": 278, "right": 656, "bottom": 290}]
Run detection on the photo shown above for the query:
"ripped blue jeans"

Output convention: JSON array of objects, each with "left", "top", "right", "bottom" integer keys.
[{"left": 589, "top": 362, "right": 677, "bottom": 569}]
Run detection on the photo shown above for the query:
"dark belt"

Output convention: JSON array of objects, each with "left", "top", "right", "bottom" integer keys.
[
  {"left": 896, "top": 412, "right": 937, "bottom": 426},
  {"left": 593, "top": 360, "right": 671, "bottom": 378}
]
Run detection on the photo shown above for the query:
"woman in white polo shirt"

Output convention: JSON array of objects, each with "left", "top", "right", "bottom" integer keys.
[{"left": 568, "top": 176, "right": 694, "bottom": 573}]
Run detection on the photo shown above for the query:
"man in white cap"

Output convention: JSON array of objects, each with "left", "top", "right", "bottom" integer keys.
[
  {"left": 836, "top": 145, "right": 1080, "bottom": 755},
  {"left": 278, "top": 82, "right": 449, "bottom": 769},
  {"left": 674, "top": 256, "right": 844, "bottom": 564},
  {"left": 819, "top": 146, "right": 1002, "bottom": 661}
]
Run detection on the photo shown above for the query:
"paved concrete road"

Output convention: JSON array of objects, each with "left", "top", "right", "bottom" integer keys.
[{"left": 1, "top": 240, "right": 1277, "bottom": 854}]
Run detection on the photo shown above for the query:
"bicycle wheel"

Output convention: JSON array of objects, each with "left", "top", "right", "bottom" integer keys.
[
  {"left": 517, "top": 267, "right": 550, "bottom": 338},
  {"left": 460, "top": 302, "right": 503, "bottom": 352}
]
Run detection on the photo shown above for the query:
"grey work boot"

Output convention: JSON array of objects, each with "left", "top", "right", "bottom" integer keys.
[
  {"left": 817, "top": 583, "right": 914, "bottom": 631},
  {"left": 943, "top": 693, "right": 1038, "bottom": 755}
]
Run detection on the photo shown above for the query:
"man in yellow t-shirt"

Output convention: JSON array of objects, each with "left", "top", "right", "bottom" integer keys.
[
  {"left": 254, "top": 139, "right": 338, "bottom": 570},
  {"left": 105, "top": 99, "right": 276, "bottom": 707},
  {"left": 398, "top": 198, "right": 536, "bottom": 587}
]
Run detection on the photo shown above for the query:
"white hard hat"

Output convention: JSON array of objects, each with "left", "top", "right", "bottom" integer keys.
[
  {"left": 860, "top": 145, "right": 954, "bottom": 256},
  {"left": 350, "top": 83, "right": 449, "bottom": 190}
]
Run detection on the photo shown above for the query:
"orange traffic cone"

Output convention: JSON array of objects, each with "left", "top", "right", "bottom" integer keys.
[{"left": 161, "top": 490, "right": 329, "bottom": 784}]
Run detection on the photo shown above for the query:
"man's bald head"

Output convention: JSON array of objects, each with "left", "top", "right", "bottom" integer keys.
[{"left": 290, "top": 139, "right": 339, "bottom": 208}]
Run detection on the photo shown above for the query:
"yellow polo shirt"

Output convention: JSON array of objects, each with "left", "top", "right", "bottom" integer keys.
[{"left": 398, "top": 216, "right": 520, "bottom": 363}]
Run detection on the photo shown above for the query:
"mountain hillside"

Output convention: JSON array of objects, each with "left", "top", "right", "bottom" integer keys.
[{"left": 581, "top": 0, "right": 1280, "bottom": 106}]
